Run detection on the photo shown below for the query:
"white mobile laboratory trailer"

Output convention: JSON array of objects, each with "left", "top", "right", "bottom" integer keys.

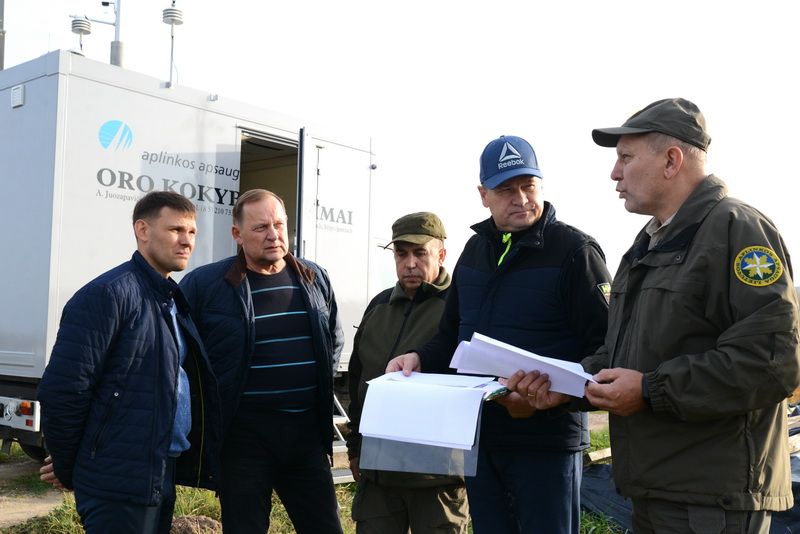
[{"left": 0, "top": 50, "right": 388, "bottom": 458}]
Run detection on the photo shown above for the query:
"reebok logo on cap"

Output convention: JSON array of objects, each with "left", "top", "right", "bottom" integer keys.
[
  {"left": 499, "top": 142, "right": 523, "bottom": 163},
  {"left": 497, "top": 142, "right": 525, "bottom": 170}
]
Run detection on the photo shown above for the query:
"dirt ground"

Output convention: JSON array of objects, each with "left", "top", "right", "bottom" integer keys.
[
  {"left": 588, "top": 411, "right": 609, "bottom": 431},
  {"left": 0, "top": 457, "right": 64, "bottom": 529}
]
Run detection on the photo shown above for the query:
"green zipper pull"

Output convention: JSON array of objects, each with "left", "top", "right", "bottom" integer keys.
[{"left": 498, "top": 232, "right": 512, "bottom": 265}]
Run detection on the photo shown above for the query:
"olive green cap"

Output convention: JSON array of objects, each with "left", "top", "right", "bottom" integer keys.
[{"left": 385, "top": 212, "right": 446, "bottom": 248}]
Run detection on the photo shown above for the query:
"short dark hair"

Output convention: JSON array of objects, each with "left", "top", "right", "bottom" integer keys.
[
  {"left": 132, "top": 191, "right": 196, "bottom": 224},
  {"left": 233, "top": 189, "right": 285, "bottom": 225}
]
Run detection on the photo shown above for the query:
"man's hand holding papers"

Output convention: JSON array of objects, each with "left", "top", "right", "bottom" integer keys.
[
  {"left": 386, "top": 351, "right": 421, "bottom": 376},
  {"left": 492, "top": 390, "right": 537, "bottom": 418},
  {"left": 450, "top": 333, "right": 595, "bottom": 398},
  {"left": 505, "top": 370, "right": 571, "bottom": 410},
  {"left": 585, "top": 368, "right": 646, "bottom": 416}
]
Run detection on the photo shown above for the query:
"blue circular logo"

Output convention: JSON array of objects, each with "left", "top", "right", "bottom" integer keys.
[{"left": 98, "top": 120, "right": 133, "bottom": 150}]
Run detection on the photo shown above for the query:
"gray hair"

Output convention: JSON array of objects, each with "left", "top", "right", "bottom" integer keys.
[
  {"left": 644, "top": 132, "right": 706, "bottom": 166},
  {"left": 233, "top": 189, "right": 285, "bottom": 225}
]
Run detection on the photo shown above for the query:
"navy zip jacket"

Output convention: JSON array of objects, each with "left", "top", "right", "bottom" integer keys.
[
  {"left": 418, "top": 202, "right": 611, "bottom": 451},
  {"left": 38, "top": 252, "right": 221, "bottom": 505},
  {"left": 180, "top": 252, "right": 343, "bottom": 455}
]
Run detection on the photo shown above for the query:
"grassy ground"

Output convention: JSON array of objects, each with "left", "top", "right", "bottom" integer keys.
[
  {"left": 0, "top": 471, "right": 53, "bottom": 497},
  {"left": 0, "top": 442, "right": 27, "bottom": 463},
  {"left": 588, "top": 425, "right": 611, "bottom": 452},
  {"left": 1, "top": 427, "right": 624, "bottom": 533},
  {"left": 0, "top": 443, "right": 52, "bottom": 497},
  {"left": 3, "top": 486, "right": 623, "bottom": 534}
]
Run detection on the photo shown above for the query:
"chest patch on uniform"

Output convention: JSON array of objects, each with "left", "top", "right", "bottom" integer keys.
[
  {"left": 734, "top": 246, "right": 783, "bottom": 287},
  {"left": 596, "top": 282, "right": 611, "bottom": 304}
]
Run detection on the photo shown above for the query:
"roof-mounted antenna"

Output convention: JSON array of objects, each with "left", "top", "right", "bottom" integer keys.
[
  {"left": 69, "top": 0, "right": 123, "bottom": 66},
  {"left": 162, "top": 1, "right": 183, "bottom": 88}
]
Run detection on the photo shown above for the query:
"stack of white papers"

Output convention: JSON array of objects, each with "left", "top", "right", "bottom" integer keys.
[
  {"left": 359, "top": 371, "right": 503, "bottom": 450},
  {"left": 450, "top": 332, "right": 594, "bottom": 397},
  {"left": 356, "top": 334, "right": 592, "bottom": 476}
]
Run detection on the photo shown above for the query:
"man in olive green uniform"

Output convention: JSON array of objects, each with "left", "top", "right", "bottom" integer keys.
[
  {"left": 511, "top": 98, "right": 800, "bottom": 533},
  {"left": 347, "top": 212, "right": 468, "bottom": 534}
]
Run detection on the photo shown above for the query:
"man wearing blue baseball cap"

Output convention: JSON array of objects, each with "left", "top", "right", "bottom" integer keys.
[{"left": 388, "top": 135, "right": 612, "bottom": 533}]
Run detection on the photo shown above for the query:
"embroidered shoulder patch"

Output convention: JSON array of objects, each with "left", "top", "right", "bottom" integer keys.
[
  {"left": 733, "top": 246, "right": 783, "bottom": 287},
  {"left": 596, "top": 282, "right": 611, "bottom": 304}
]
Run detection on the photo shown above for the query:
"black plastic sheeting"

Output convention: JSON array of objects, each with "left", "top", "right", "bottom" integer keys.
[
  {"left": 580, "top": 464, "right": 632, "bottom": 532},
  {"left": 580, "top": 455, "right": 800, "bottom": 533}
]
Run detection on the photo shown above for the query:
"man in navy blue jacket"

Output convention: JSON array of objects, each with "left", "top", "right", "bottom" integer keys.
[
  {"left": 38, "top": 191, "right": 221, "bottom": 534},
  {"left": 181, "top": 189, "right": 344, "bottom": 534},
  {"left": 388, "top": 136, "right": 611, "bottom": 533}
]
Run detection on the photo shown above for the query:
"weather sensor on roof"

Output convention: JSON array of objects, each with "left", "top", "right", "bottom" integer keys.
[
  {"left": 162, "top": 1, "right": 184, "bottom": 88},
  {"left": 69, "top": 0, "right": 123, "bottom": 67}
]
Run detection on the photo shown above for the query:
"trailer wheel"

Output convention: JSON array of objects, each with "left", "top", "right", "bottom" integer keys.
[{"left": 20, "top": 443, "right": 47, "bottom": 463}]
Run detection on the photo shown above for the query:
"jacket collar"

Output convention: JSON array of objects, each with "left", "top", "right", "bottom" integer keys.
[
  {"left": 223, "top": 250, "right": 317, "bottom": 288},
  {"left": 389, "top": 267, "right": 451, "bottom": 304},
  {"left": 471, "top": 201, "right": 556, "bottom": 249},
  {"left": 628, "top": 174, "right": 727, "bottom": 264},
  {"left": 131, "top": 250, "right": 186, "bottom": 308}
]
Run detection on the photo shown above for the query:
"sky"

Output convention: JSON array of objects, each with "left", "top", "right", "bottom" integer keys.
[{"left": 3, "top": 0, "right": 800, "bottom": 278}]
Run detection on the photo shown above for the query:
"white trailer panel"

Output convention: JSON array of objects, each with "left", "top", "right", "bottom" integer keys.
[{"left": 0, "top": 51, "right": 381, "bottom": 449}]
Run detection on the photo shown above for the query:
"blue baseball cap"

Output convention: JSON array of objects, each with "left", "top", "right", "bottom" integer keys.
[{"left": 479, "top": 135, "right": 543, "bottom": 189}]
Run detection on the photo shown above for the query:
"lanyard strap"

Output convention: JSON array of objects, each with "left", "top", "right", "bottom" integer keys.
[{"left": 497, "top": 232, "right": 512, "bottom": 265}]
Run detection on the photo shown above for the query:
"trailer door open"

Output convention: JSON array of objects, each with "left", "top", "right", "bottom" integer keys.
[{"left": 239, "top": 129, "right": 301, "bottom": 252}]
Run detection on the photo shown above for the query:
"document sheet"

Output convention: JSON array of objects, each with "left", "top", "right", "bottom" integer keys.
[
  {"left": 450, "top": 332, "right": 594, "bottom": 397},
  {"left": 359, "top": 371, "right": 500, "bottom": 449},
  {"left": 358, "top": 372, "right": 497, "bottom": 476}
]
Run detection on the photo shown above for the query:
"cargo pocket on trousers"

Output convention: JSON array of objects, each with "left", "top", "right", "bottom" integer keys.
[
  {"left": 351, "top": 479, "right": 404, "bottom": 521},
  {"left": 429, "top": 484, "right": 469, "bottom": 529},
  {"left": 688, "top": 504, "right": 725, "bottom": 534}
]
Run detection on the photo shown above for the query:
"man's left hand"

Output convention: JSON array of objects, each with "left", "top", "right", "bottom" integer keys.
[
  {"left": 349, "top": 457, "right": 361, "bottom": 482},
  {"left": 39, "top": 456, "right": 65, "bottom": 490},
  {"left": 493, "top": 391, "right": 536, "bottom": 418},
  {"left": 505, "top": 370, "right": 571, "bottom": 410},
  {"left": 585, "top": 368, "right": 646, "bottom": 416}
]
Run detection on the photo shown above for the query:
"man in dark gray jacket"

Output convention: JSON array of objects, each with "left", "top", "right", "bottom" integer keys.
[
  {"left": 181, "top": 189, "right": 344, "bottom": 534},
  {"left": 512, "top": 98, "right": 800, "bottom": 533}
]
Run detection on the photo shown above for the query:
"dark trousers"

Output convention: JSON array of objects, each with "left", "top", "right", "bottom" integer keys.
[
  {"left": 631, "top": 498, "right": 771, "bottom": 534},
  {"left": 465, "top": 447, "right": 581, "bottom": 534},
  {"left": 75, "top": 458, "right": 176, "bottom": 534},
  {"left": 219, "top": 408, "right": 343, "bottom": 534},
  {"left": 352, "top": 478, "right": 469, "bottom": 534}
]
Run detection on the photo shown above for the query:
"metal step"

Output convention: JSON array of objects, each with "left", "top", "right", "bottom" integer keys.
[
  {"left": 332, "top": 393, "right": 350, "bottom": 441},
  {"left": 332, "top": 467, "right": 354, "bottom": 484},
  {"left": 331, "top": 440, "right": 349, "bottom": 470}
]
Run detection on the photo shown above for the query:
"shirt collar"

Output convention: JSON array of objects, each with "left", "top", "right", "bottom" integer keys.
[{"left": 645, "top": 212, "right": 677, "bottom": 249}]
